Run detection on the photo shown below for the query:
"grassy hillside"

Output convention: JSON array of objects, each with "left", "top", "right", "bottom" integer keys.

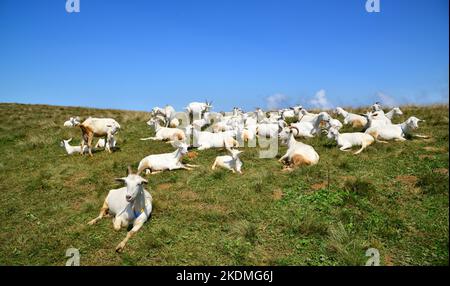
[{"left": 0, "top": 103, "right": 448, "bottom": 266}]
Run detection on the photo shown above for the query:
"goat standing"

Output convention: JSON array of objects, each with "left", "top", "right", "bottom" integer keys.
[{"left": 79, "top": 117, "right": 120, "bottom": 156}]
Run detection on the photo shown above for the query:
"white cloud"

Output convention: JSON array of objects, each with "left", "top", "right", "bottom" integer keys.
[
  {"left": 309, "top": 89, "right": 332, "bottom": 109},
  {"left": 376, "top": 92, "right": 397, "bottom": 107},
  {"left": 266, "top": 93, "right": 289, "bottom": 110}
]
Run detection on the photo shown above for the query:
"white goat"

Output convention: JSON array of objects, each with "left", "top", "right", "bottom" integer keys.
[
  {"left": 385, "top": 107, "right": 403, "bottom": 120},
  {"left": 140, "top": 118, "right": 185, "bottom": 142},
  {"left": 326, "top": 127, "right": 375, "bottom": 154},
  {"left": 237, "top": 124, "right": 256, "bottom": 142},
  {"left": 335, "top": 107, "right": 368, "bottom": 129},
  {"left": 87, "top": 166, "right": 152, "bottom": 252},
  {"left": 326, "top": 118, "right": 343, "bottom": 130},
  {"left": 186, "top": 101, "right": 212, "bottom": 122},
  {"left": 365, "top": 116, "right": 427, "bottom": 142},
  {"left": 211, "top": 148, "right": 243, "bottom": 174},
  {"left": 212, "top": 120, "right": 235, "bottom": 133},
  {"left": 191, "top": 126, "right": 238, "bottom": 150},
  {"left": 371, "top": 102, "right": 382, "bottom": 112},
  {"left": 95, "top": 135, "right": 117, "bottom": 150},
  {"left": 289, "top": 112, "right": 331, "bottom": 138},
  {"left": 255, "top": 108, "right": 266, "bottom": 122},
  {"left": 278, "top": 127, "right": 320, "bottom": 168},
  {"left": 79, "top": 117, "right": 121, "bottom": 156},
  {"left": 297, "top": 109, "right": 318, "bottom": 122},
  {"left": 152, "top": 105, "right": 179, "bottom": 127},
  {"left": 365, "top": 109, "right": 402, "bottom": 129},
  {"left": 192, "top": 112, "right": 211, "bottom": 129},
  {"left": 63, "top": 117, "right": 80, "bottom": 127},
  {"left": 60, "top": 138, "right": 88, "bottom": 155},
  {"left": 256, "top": 120, "right": 286, "bottom": 138},
  {"left": 137, "top": 141, "right": 198, "bottom": 175}
]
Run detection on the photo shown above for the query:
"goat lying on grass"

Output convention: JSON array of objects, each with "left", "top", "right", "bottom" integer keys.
[
  {"left": 63, "top": 117, "right": 80, "bottom": 127},
  {"left": 278, "top": 126, "right": 320, "bottom": 169},
  {"left": 137, "top": 140, "right": 198, "bottom": 175},
  {"left": 364, "top": 108, "right": 404, "bottom": 129},
  {"left": 94, "top": 135, "right": 117, "bottom": 150},
  {"left": 289, "top": 112, "right": 331, "bottom": 138},
  {"left": 326, "top": 127, "right": 375, "bottom": 154},
  {"left": 256, "top": 120, "right": 286, "bottom": 138},
  {"left": 188, "top": 125, "right": 239, "bottom": 150},
  {"left": 365, "top": 116, "right": 428, "bottom": 142},
  {"left": 60, "top": 138, "right": 88, "bottom": 155},
  {"left": 211, "top": 148, "right": 243, "bottom": 174},
  {"left": 140, "top": 118, "right": 185, "bottom": 142},
  {"left": 88, "top": 166, "right": 152, "bottom": 252},
  {"left": 335, "top": 107, "right": 368, "bottom": 129}
]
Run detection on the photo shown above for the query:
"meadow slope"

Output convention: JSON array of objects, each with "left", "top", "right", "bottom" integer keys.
[{"left": 0, "top": 103, "right": 448, "bottom": 266}]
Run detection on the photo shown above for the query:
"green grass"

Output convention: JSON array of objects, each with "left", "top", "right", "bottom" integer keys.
[{"left": 0, "top": 103, "right": 448, "bottom": 266}]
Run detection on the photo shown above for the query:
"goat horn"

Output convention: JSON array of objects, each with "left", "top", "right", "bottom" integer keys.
[
  {"left": 289, "top": 126, "right": 300, "bottom": 134},
  {"left": 127, "top": 165, "right": 133, "bottom": 175}
]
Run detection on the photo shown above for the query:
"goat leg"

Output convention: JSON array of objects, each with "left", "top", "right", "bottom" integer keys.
[
  {"left": 353, "top": 145, "right": 366, "bottom": 155},
  {"left": 87, "top": 200, "right": 109, "bottom": 225},
  {"left": 376, "top": 139, "right": 389, "bottom": 144},
  {"left": 87, "top": 134, "right": 94, "bottom": 156},
  {"left": 115, "top": 221, "right": 143, "bottom": 253},
  {"left": 339, "top": 146, "right": 352, "bottom": 152},
  {"left": 185, "top": 164, "right": 199, "bottom": 167},
  {"left": 413, "top": 134, "right": 430, "bottom": 139}
]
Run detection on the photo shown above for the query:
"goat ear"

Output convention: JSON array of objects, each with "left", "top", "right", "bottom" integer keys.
[
  {"left": 141, "top": 178, "right": 148, "bottom": 185},
  {"left": 68, "top": 138, "right": 72, "bottom": 142}
]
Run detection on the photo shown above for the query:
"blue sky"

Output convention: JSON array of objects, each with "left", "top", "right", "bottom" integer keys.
[{"left": 0, "top": 0, "right": 448, "bottom": 111}]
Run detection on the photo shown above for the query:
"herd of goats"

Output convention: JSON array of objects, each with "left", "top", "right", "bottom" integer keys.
[{"left": 60, "top": 101, "right": 428, "bottom": 252}]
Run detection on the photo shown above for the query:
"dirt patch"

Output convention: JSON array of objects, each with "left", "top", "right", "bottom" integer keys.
[
  {"left": 156, "top": 183, "right": 172, "bottom": 191},
  {"left": 423, "top": 146, "right": 445, "bottom": 153},
  {"left": 340, "top": 176, "right": 356, "bottom": 181},
  {"left": 433, "top": 168, "right": 449, "bottom": 175},
  {"left": 179, "top": 190, "right": 198, "bottom": 200},
  {"left": 418, "top": 154, "right": 434, "bottom": 159},
  {"left": 311, "top": 182, "right": 327, "bottom": 191},
  {"left": 395, "top": 175, "right": 418, "bottom": 186},
  {"left": 189, "top": 202, "right": 228, "bottom": 214},
  {"left": 186, "top": 151, "right": 198, "bottom": 159},
  {"left": 272, "top": 189, "right": 283, "bottom": 201},
  {"left": 384, "top": 254, "right": 394, "bottom": 266}
]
